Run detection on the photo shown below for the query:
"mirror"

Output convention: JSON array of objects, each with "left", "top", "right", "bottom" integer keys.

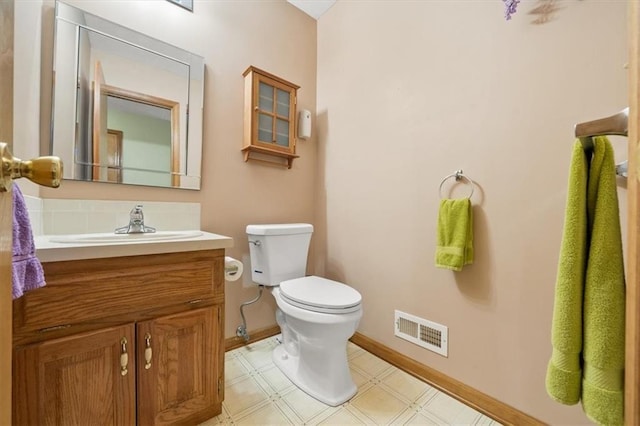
[{"left": 51, "top": 1, "right": 204, "bottom": 189}]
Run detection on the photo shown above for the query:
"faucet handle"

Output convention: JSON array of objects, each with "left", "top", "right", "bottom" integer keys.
[
  {"left": 115, "top": 204, "right": 155, "bottom": 234},
  {"left": 130, "top": 205, "right": 144, "bottom": 220}
]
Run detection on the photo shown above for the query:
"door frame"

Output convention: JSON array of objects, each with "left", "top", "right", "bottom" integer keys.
[
  {"left": 0, "top": 0, "right": 13, "bottom": 424},
  {"left": 626, "top": 2, "right": 640, "bottom": 425}
]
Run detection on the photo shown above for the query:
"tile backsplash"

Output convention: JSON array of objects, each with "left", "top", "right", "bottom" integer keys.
[
  {"left": 24, "top": 197, "right": 200, "bottom": 236},
  {"left": 23, "top": 195, "right": 44, "bottom": 236}
]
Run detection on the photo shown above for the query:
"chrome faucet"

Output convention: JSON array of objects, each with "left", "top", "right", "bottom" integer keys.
[{"left": 115, "top": 204, "right": 156, "bottom": 234}]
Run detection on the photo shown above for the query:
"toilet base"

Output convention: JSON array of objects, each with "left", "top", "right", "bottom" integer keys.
[{"left": 273, "top": 343, "right": 357, "bottom": 407}]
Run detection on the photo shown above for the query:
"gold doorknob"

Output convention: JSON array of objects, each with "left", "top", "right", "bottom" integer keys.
[{"left": 0, "top": 142, "right": 62, "bottom": 192}]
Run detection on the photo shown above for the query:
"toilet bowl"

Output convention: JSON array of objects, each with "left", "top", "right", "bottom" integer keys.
[
  {"left": 273, "top": 276, "right": 362, "bottom": 406},
  {"left": 246, "top": 224, "right": 363, "bottom": 406}
]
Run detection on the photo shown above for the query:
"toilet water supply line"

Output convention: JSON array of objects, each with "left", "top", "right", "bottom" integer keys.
[{"left": 236, "top": 285, "right": 265, "bottom": 342}]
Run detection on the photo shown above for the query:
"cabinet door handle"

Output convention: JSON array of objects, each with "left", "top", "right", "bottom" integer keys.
[
  {"left": 144, "top": 333, "right": 152, "bottom": 370},
  {"left": 120, "top": 337, "right": 129, "bottom": 376}
]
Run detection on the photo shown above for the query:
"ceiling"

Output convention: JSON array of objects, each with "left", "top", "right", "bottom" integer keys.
[{"left": 287, "top": 0, "right": 337, "bottom": 20}]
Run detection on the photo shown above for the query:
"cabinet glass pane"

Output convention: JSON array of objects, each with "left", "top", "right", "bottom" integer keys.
[
  {"left": 276, "top": 89, "right": 290, "bottom": 117},
  {"left": 259, "top": 82, "right": 273, "bottom": 112},
  {"left": 276, "top": 118, "right": 289, "bottom": 147},
  {"left": 258, "top": 114, "right": 273, "bottom": 142}
]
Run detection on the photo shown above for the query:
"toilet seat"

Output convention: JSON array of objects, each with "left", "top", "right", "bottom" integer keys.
[{"left": 279, "top": 276, "right": 362, "bottom": 314}]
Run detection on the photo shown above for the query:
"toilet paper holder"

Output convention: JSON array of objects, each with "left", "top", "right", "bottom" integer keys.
[
  {"left": 224, "top": 256, "right": 244, "bottom": 282},
  {"left": 225, "top": 264, "right": 240, "bottom": 276}
]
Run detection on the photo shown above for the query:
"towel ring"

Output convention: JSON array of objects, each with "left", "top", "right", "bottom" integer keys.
[{"left": 438, "top": 170, "right": 475, "bottom": 199}]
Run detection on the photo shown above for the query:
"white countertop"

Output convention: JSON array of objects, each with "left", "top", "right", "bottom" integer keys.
[{"left": 35, "top": 231, "right": 234, "bottom": 263}]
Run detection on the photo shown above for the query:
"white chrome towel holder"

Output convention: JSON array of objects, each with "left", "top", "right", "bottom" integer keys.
[{"left": 439, "top": 170, "right": 475, "bottom": 199}]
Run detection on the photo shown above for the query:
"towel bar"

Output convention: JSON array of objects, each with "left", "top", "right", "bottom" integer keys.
[
  {"left": 438, "top": 170, "right": 474, "bottom": 199},
  {"left": 574, "top": 108, "right": 629, "bottom": 177},
  {"left": 575, "top": 108, "right": 628, "bottom": 151}
]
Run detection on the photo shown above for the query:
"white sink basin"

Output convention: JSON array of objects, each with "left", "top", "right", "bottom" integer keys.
[{"left": 49, "top": 230, "right": 203, "bottom": 244}]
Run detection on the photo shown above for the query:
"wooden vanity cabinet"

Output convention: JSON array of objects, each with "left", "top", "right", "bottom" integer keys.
[
  {"left": 12, "top": 249, "right": 225, "bottom": 426},
  {"left": 137, "top": 307, "right": 220, "bottom": 425},
  {"left": 14, "top": 324, "right": 137, "bottom": 425}
]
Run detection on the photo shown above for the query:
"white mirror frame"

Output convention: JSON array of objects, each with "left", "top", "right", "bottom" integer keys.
[{"left": 51, "top": 1, "right": 204, "bottom": 190}]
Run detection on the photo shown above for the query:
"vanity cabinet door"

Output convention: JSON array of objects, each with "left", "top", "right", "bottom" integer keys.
[
  {"left": 13, "top": 324, "right": 136, "bottom": 425},
  {"left": 137, "top": 306, "right": 221, "bottom": 426}
]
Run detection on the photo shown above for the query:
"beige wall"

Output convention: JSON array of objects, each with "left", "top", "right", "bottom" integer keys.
[
  {"left": 317, "top": 2, "right": 627, "bottom": 424},
  {"left": 14, "top": 0, "right": 318, "bottom": 339},
  {"left": 14, "top": 0, "right": 630, "bottom": 423}
]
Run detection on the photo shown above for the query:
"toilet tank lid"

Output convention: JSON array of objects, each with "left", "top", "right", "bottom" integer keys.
[{"left": 246, "top": 223, "right": 313, "bottom": 235}]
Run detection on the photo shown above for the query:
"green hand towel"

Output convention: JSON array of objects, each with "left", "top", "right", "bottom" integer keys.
[
  {"left": 582, "top": 137, "right": 625, "bottom": 426},
  {"left": 435, "top": 198, "right": 473, "bottom": 271},
  {"left": 546, "top": 141, "right": 588, "bottom": 406},
  {"left": 546, "top": 137, "right": 625, "bottom": 426}
]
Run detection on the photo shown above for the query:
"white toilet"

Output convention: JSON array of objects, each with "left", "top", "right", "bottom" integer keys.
[{"left": 246, "top": 223, "right": 363, "bottom": 406}]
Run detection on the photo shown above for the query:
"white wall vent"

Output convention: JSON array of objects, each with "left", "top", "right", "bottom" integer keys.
[{"left": 394, "top": 310, "right": 448, "bottom": 357}]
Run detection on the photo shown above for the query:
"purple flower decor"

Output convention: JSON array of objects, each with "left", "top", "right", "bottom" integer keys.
[{"left": 503, "top": 0, "right": 520, "bottom": 20}]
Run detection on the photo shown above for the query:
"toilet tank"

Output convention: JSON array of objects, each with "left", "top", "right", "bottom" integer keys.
[{"left": 246, "top": 223, "right": 313, "bottom": 286}]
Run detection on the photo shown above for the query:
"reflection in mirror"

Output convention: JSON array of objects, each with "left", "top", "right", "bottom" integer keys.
[
  {"left": 52, "top": 1, "right": 204, "bottom": 189},
  {"left": 93, "top": 61, "right": 180, "bottom": 187}
]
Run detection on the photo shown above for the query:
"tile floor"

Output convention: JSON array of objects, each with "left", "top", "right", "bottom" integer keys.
[{"left": 200, "top": 336, "right": 501, "bottom": 425}]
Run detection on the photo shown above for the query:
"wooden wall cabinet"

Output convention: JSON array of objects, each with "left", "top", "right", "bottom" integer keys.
[
  {"left": 12, "top": 250, "right": 225, "bottom": 426},
  {"left": 242, "top": 66, "right": 300, "bottom": 168}
]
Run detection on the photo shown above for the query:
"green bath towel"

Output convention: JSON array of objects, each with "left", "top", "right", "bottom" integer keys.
[
  {"left": 546, "top": 137, "right": 625, "bottom": 426},
  {"left": 435, "top": 198, "right": 473, "bottom": 271}
]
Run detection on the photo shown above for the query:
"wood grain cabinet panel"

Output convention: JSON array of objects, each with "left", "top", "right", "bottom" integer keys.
[
  {"left": 13, "top": 250, "right": 223, "bottom": 334},
  {"left": 13, "top": 324, "right": 136, "bottom": 425},
  {"left": 12, "top": 250, "right": 225, "bottom": 425},
  {"left": 138, "top": 307, "right": 221, "bottom": 425}
]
